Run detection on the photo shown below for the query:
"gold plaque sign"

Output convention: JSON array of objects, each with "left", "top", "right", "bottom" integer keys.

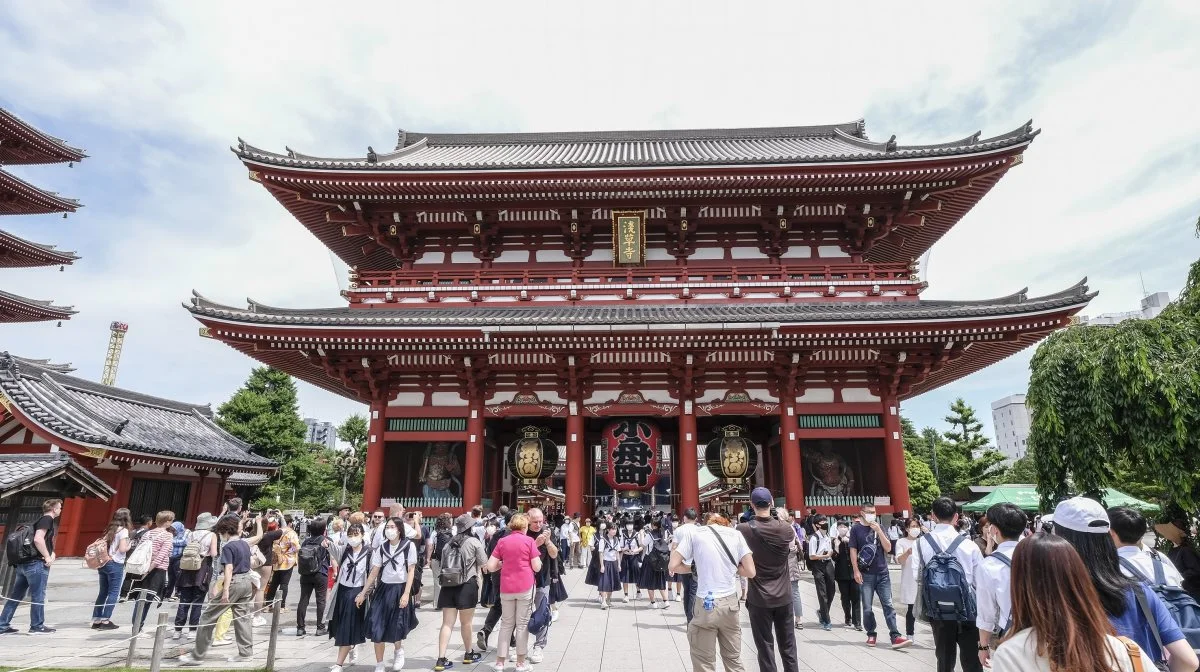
[{"left": 611, "top": 210, "right": 647, "bottom": 265}]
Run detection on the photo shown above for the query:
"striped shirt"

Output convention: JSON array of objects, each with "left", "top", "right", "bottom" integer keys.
[{"left": 144, "top": 528, "right": 174, "bottom": 571}]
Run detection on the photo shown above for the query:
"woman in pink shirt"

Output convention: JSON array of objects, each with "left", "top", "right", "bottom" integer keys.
[
  {"left": 485, "top": 513, "right": 543, "bottom": 672},
  {"left": 132, "top": 511, "right": 176, "bottom": 633}
]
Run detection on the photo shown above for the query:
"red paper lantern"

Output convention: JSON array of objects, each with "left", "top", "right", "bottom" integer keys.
[{"left": 602, "top": 419, "right": 661, "bottom": 491}]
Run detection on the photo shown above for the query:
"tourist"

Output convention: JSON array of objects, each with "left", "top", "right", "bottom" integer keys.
[
  {"left": 1110, "top": 506, "right": 1186, "bottom": 586},
  {"left": 578, "top": 517, "right": 596, "bottom": 571},
  {"left": 619, "top": 518, "right": 643, "bottom": 602},
  {"left": 1155, "top": 518, "right": 1200, "bottom": 602},
  {"left": 915, "top": 497, "right": 977, "bottom": 668},
  {"left": 569, "top": 513, "right": 582, "bottom": 569},
  {"left": 671, "top": 512, "right": 755, "bottom": 672},
  {"left": 470, "top": 505, "right": 486, "bottom": 542},
  {"left": 254, "top": 512, "right": 284, "bottom": 626},
  {"left": 638, "top": 517, "right": 671, "bottom": 608},
  {"left": 209, "top": 513, "right": 262, "bottom": 648},
  {"left": 219, "top": 498, "right": 243, "bottom": 525},
  {"left": 132, "top": 511, "right": 177, "bottom": 634},
  {"left": 296, "top": 517, "right": 332, "bottom": 638},
  {"left": 596, "top": 523, "right": 622, "bottom": 609},
  {"left": 892, "top": 517, "right": 922, "bottom": 646},
  {"left": 266, "top": 515, "right": 301, "bottom": 613},
  {"left": 974, "top": 503, "right": 1026, "bottom": 666},
  {"left": 736, "top": 489, "right": 799, "bottom": 672},
  {"left": 831, "top": 519, "right": 862, "bottom": 630},
  {"left": 972, "top": 514, "right": 993, "bottom": 557},
  {"left": 886, "top": 518, "right": 901, "bottom": 563},
  {"left": 783, "top": 512, "right": 805, "bottom": 630},
  {"left": 326, "top": 523, "right": 372, "bottom": 672},
  {"left": 672, "top": 508, "right": 699, "bottom": 622},
  {"left": 433, "top": 513, "right": 489, "bottom": 671},
  {"left": 403, "top": 511, "right": 427, "bottom": 609},
  {"left": 474, "top": 515, "right": 514, "bottom": 653},
  {"left": 360, "top": 517, "right": 419, "bottom": 672},
  {"left": 807, "top": 513, "right": 834, "bottom": 631},
  {"left": 991, "top": 532, "right": 1150, "bottom": 671},
  {"left": 177, "top": 516, "right": 256, "bottom": 666},
  {"left": 486, "top": 512, "right": 542, "bottom": 672},
  {"left": 91, "top": 507, "right": 132, "bottom": 631},
  {"left": 174, "top": 512, "right": 218, "bottom": 640},
  {"left": 802, "top": 508, "right": 818, "bottom": 537},
  {"left": 430, "top": 513, "right": 454, "bottom": 607},
  {"left": 120, "top": 514, "right": 155, "bottom": 602},
  {"left": 850, "top": 503, "right": 911, "bottom": 649},
  {"left": 523, "top": 508, "right": 559, "bottom": 663},
  {"left": 165, "top": 520, "right": 187, "bottom": 601},
  {"left": 328, "top": 517, "right": 347, "bottom": 555},
  {"left": 1053, "top": 497, "right": 1197, "bottom": 671}
]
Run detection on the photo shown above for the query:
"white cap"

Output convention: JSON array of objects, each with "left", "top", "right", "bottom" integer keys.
[{"left": 1052, "top": 496, "right": 1110, "bottom": 534}]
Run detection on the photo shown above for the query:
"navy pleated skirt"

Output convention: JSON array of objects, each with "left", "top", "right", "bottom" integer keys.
[
  {"left": 585, "top": 550, "right": 600, "bottom": 586},
  {"left": 620, "top": 555, "right": 642, "bottom": 584},
  {"left": 638, "top": 560, "right": 668, "bottom": 590},
  {"left": 597, "top": 561, "right": 622, "bottom": 593},
  {"left": 330, "top": 584, "right": 367, "bottom": 647},
  {"left": 368, "top": 581, "right": 415, "bottom": 644}
]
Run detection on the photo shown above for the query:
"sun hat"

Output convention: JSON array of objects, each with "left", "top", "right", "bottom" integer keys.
[{"left": 194, "top": 512, "right": 217, "bottom": 531}]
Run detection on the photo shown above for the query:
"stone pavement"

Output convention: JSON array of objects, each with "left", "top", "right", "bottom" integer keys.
[{"left": 0, "top": 561, "right": 936, "bottom": 671}]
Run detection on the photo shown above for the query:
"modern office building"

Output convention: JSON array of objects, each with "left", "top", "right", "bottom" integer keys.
[{"left": 991, "top": 394, "right": 1032, "bottom": 462}]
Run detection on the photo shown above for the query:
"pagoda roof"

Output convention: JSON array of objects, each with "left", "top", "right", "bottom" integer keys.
[
  {"left": 236, "top": 120, "right": 1037, "bottom": 172},
  {"left": 0, "top": 168, "right": 81, "bottom": 216},
  {"left": 0, "top": 353, "right": 277, "bottom": 471},
  {"left": 187, "top": 280, "right": 1093, "bottom": 330},
  {"left": 0, "top": 452, "right": 115, "bottom": 501},
  {"left": 0, "top": 229, "right": 79, "bottom": 268},
  {"left": 228, "top": 471, "right": 270, "bottom": 486},
  {"left": 0, "top": 108, "right": 87, "bottom": 165},
  {"left": 0, "top": 289, "right": 75, "bottom": 323}
]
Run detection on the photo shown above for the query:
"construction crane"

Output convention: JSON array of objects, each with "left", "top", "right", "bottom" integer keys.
[{"left": 101, "top": 322, "right": 128, "bottom": 386}]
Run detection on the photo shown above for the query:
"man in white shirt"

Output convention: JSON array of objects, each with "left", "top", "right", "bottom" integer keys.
[
  {"left": 807, "top": 514, "right": 835, "bottom": 630},
  {"left": 916, "top": 496, "right": 983, "bottom": 672},
  {"left": 1109, "top": 506, "right": 1186, "bottom": 587},
  {"left": 671, "top": 508, "right": 700, "bottom": 623},
  {"left": 671, "top": 512, "right": 755, "bottom": 672},
  {"left": 974, "top": 502, "right": 1027, "bottom": 668}
]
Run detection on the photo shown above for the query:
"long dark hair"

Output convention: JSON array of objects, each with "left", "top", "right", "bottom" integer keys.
[
  {"left": 1008, "top": 534, "right": 1121, "bottom": 671},
  {"left": 104, "top": 508, "right": 132, "bottom": 544},
  {"left": 1054, "top": 526, "right": 1136, "bottom": 617}
]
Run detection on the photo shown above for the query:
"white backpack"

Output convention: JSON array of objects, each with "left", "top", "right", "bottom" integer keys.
[{"left": 124, "top": 536, "right": 154, "bottom": 576}]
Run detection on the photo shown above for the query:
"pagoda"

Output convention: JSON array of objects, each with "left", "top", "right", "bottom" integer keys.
[
  {"left": 0, "top": 107, "right": 83, "bottom": 323},
  {"left": 188, "top": 119, "right": 1094, "bottom": 518}
]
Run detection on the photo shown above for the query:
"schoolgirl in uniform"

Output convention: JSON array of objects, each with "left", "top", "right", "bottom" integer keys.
[
  {"left": 327, "top": 523, "right": 371, "bottom": 672},
  {"left": 363, "top": 517, "right": 417, "bottom": 672},
  {"left": 618, "top": 520, "right": 642, "bottom": 603},
  {"left": 596, "top": 524, "right": 622, "bottom": 609},
  {"left": 637, "top": 518, "right": 669, "bottom": 608}
]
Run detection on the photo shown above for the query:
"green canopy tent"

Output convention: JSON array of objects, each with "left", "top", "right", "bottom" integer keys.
[
  {"left": 962, "top": 485, "right": 1040, "bottom": 513},
  {"left": 1101, "top": 488, "right": 1161, "bottom": 515}
]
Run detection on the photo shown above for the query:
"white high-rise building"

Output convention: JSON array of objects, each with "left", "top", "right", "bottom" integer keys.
[
  {"left": 304, "top": 417, "right": 338, "bottom": 451},
  {"left": 1078, "top": 291, "right": 1169, "bottom": 326},
  {"left": 991, "top": 394, "right": 1032, "bottom": 462}
]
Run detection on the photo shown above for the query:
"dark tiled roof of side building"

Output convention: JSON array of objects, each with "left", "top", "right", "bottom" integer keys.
[
  {"left": 0, "top": 354, "right": 276, "bottom": 470},
  {"left": 0, "top": 452, "right": 115, "bottom": 500}
]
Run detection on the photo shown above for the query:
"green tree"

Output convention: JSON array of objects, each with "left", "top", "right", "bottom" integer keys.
[
  {"left": 905, "top": 450, "right": 939, "bottom": 514},
  {"left": 337, "top": 414, "right": 369, "bottom": 493},
  {"left": 941, "top": 398, "right": 1007, "bottom": 491},
  {"left": 215, "top": 367, "right": 307, "bottom": 463},
  {"left": 992, "top": 453, "right": 1038, "bottom": 485}
]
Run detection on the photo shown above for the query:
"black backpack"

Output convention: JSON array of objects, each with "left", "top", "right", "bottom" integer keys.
[
  {"left": 297, "top": 541, "right": 321, "bottom": 576},
  {"left": 434, "top": 530, "right": 453, "bottom": 563},
  {"left": 5, "top": 525, "right": 38, "bottom": 566},
  {"left": 648, "top": 532, "right": 671, "bottom": 573}
]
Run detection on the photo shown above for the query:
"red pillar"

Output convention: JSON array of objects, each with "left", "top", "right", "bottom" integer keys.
[
  {"left": 678, "top": 401, "right": 700, "bottom": 515},
  {"left": 59, "top": 497, "right": 84, "bottom": 556},
  {"left": 780, "top": 404, "right": 806, "bottom": 514},
  {"left": 363, "top": 400, "right": 387, "bottom": 512},
  {"left": 881, "top": 394, "right": 912, "bottom": 518},
  {"left": 109, "top": 462, "right": 131, "bottom": 517},
  {"left": 463, "top": 398, "right": 484, "bottom": 508},
  {"left": 565, "top": 412, "right": 585, "bottom": 517}
]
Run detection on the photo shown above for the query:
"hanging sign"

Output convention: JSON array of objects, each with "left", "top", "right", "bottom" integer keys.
[
  {"left": 704, "top": 424, "right": 759, "bottom": 487},
  {"left": 506, "top": 426, "right": 559, "bottom": 487},
  {"left": 611, "top": 210, "right": 647, "bottom": 265},
  {"left": 602, "top": 419, "right": 661, "bottom": 491}
]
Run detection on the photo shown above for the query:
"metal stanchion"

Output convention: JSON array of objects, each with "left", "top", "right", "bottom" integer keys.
[
  {"left": 127, "top": 597, "right": 146, "bottom": 667},
  {"left": 266, "top": 598, "right": 282, "bottom": 672},
  {"left": 149, "top": 611, "right": 169, "bottom": 672}
]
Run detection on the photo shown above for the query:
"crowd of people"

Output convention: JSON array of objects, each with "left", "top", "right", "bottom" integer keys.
[{"left": 5, "top": 491, "right": 1200, "bottom": 671}]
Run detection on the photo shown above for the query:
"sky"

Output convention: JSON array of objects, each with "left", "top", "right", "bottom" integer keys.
[{"left": 1, "top": 2, "right": 1198, "bottom": 447}]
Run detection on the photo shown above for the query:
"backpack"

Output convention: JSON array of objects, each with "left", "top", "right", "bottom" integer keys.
[
  {"left": 433, "top": 530, "right": 453, "bottom": 563},
  {"left": 1120, "top": 553, "right": 1200, "bottom": 654},
  {"left": 84, "top": 537, "right": 112, "bottom": 569},
  {"left": 919, "top": 535, "right": 977, "bottom": 622},
  {"left": 4, "top": 524, "right": 38, "bottom": 567},
  {"left": 179, "top": 531, "right": 206, "bottom": 572},
  {"left": 990, "top": 552, "right": 1013, "bottom": 635},
  {"left": 527, "top": 588, "right": 552, "bottom": 636},
  {"left": 648, "top": 532, "right": 671, "bottom": 573},
  {"left": 297, "top": 541, "right": 321, "bottom": 576},
  {"left": 855, "top": 530, "right": 878, "bottom": 572},
  {"left": 439, "top": 534, "right": 469, "bottom": 587},
  {"left": 124, "top": 534, "right": 154, "bottom": 576}
]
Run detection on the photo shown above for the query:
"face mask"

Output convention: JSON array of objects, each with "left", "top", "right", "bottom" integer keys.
[
  {"left": 863, "top": 514, "right": 876, "bottom": 524},
  {"left": 485, "top": 525, "right": 496, "bottom": 535},
  {"left": 818, "top": 523, "right": 828, "bottom": 530},
  {"left": 626, "top": 524, "right": 633, "bottom": 531},
  {"left": 837, "top": 527, "right": 849, "bottom": 538},
  {"left": 347, "top": 536, "right": 363, "bottom": 548},
  {"left": 908, "top": 528, "right": 920, "bottom": 538},
  {"left": 385, "top": 528, "right": 399, "bottom": 541}
]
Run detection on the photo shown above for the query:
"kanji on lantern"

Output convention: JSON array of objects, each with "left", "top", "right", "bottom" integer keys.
[{"left": 602, "top": 419, "right": 661, "bottom": 491}]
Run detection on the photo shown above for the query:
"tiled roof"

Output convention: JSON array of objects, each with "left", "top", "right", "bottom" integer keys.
[
  {"left": 0, "top": 168, "right": 81, "bottom": 216},
  {"left": 0, "top": 229, "right": 79, "bottom": 268},
  {"left": 0, "top": 289, "right": 75, "bottom": 323},
  {"left": 0, "top": 108, "right": 87, "bottom": 165},
  {"left": 187, "top": 279, "right": 1093, "bottom": 329},
  {"left": 228, "top": 471, "right": 270, "bottom": 486},
  {"left": 235, "top": 120, "right": 1037, "bottom": 171},
  {"left": 0, "top": 354, "right": 276, "bottom": 471},
  {"left": 0, "top": 452, "right": 115, "bottom": 500}
]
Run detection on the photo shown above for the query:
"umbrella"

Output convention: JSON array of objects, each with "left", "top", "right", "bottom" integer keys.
[{"left": 961, "top": 485, "right": 1040, "bottom": 513}]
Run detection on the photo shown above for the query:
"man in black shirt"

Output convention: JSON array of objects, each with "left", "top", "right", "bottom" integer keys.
[
  {"left": 0, "top": 498, "right": 62, "bottom": 635},
  {"left": 736, "top": 488, "right": 799, "bottom": 672}
]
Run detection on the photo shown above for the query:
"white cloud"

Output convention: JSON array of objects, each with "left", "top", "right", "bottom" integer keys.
[{"left": 1, "top": 1, "right": 1198, "bottom": 439}]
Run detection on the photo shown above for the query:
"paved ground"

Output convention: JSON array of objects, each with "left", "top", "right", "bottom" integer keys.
[{"left": 0, "top": 561, "right": 936, "bottom": 671}]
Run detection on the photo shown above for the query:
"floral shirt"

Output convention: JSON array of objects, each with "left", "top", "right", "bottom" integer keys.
[{"left": 273, "top": 528, "right": 301, "bottom": 570}]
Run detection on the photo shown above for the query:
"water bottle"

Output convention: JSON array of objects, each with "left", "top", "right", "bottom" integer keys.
[{"left": 703, "top": 591, "right": 716, "bottom": 611}]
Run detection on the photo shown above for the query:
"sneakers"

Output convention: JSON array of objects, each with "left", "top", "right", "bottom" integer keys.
[
  {"left": 213, "top": 636, "right": 233, "bottom": 647},
  {"left": 187, "top": 630, "right": 196, "bottom": 641},
  {"left": 0, "top": 626, "right": 17, "bottom": 636},
  {"left": 508, "top": 650, "right": 517, "bottom": 662},
  {"left": 529, "top": 646, "right": 544, "bottom": 664},
  {"left": 514, "top": 664, "right": 532, "bottom": 672},
  {"left": 295, "top": 627, "right": 306, "bottom": 637},
  {"left": 622, "top": 594, "right": 629, "bottom": 604},
  {"left": 821, "top": 622, "right": 832, "bottom": 631},
  {"left": 330, "top": 666, "right": 344, "bottom": 672},
  {"left": 392, "top": 650, "right": 406, "bottom": 670},
  {"left": 349, "top": 647, "right": 358, "bottom": 664},
  {"left": 550, "top": 609, "right": 560, "bottom": 623},
  {"left": 227, "top": 654, "right": 254, "bottom": 663},
  {"left": 891, "top": 636, "right": 913, "bottom": 649},
  {"left": 374, "top": 663, "right": 386, "bottom": 672},
  {"left": 492, "top": 663, "right": 506, "bottom": 672},
  {"left": 434, "top": 657, "right": 454, "bottom": 671},
  {"left": 600, "top": 599, "right": 609, "bottom": 610},
  {"left": 854, "top": 624, "right": 864, "bottom": 632},
  {"left": 252, "top": 616, "right": 267, "bottom": 628},
  {"left": 648, "top": 601, "right": 657, "bottom": 609},
  {"left": 29, "top": 626, "right": 56, "bottom": 635},
  {"left": 315, "top": 626, "right": 328, "bottom": 637},
  {"left": 463, "top": 650, "right": 482, "bottom": 665},
  {"left": 178, "top": 653, "right": 202, "bottom": 667},
  {"left": 476, "top": 630, "right": 489, "bottom": 651},
  {"left": 174, "top": 630, "right": 184, "bottom": 641},
  {"left": 866, "top": 635, "right": 877, "bottom": 647}
]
